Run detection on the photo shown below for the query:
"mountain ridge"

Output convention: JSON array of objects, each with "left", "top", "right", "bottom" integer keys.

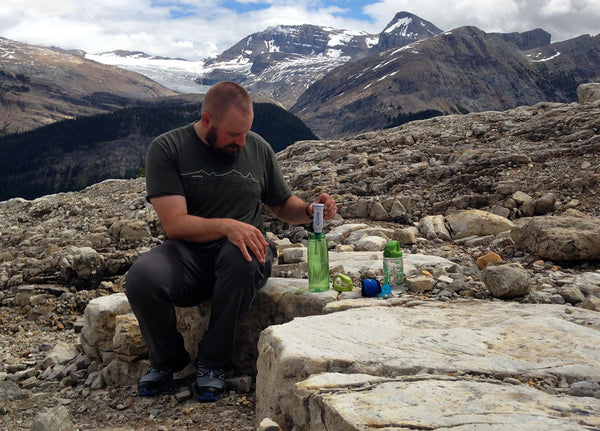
[
  {"left": 2, "top": 12, "right": 598, "bottom": 142},
  {"left": 88, "top": 12, "right": 559, "bottom": 112},
  {"left": 0, "top": 37, "right": 178, "bottom": 135},
  {"left": 289, "top": 26, "right": 600, "bottom": 138},
  {"left": 198, "top": 12, "right": 444, "bottom": 106}
]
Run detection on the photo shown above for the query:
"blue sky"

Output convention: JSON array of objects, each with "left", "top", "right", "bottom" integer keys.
[
  {"left": 217, "top": 1, "right": 373, "bottom": 20},
  {"left": 1, "top": 0, "right": 599, "bottom": 60}
]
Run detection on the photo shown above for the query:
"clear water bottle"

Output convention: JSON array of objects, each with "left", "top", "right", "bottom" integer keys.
[{"left": 383, "top": 240, "right": 404, "bottom": 294}]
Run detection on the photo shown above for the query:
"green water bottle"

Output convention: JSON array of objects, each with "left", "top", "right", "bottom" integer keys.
[
  {"left": 308, "top": 204, "right": 329, "bottom": 292},
  {"left": 308, "top": 233, "right": 329, "bottom": 291}
]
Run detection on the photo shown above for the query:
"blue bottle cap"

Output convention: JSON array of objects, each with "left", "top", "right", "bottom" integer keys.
[
  {"left": 378, "top": 284, "right": 392, "bottom": 298},
  {"left": 361, "top": 278, "right": 381, "bottom": 297}
]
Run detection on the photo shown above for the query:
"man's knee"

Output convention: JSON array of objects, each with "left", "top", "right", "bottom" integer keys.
[
  {"left": 125, "top": 252, "right": 164, "bottom": 302},
  {"left": 218, "top": 241, "right": 264, "bottom": 278}
]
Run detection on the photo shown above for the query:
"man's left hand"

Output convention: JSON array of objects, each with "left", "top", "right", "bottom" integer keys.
[{"left": 311, "top": 193, "right": 337, "bottom": 220}]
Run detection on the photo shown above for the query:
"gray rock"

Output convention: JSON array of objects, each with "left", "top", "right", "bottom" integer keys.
[
  {"left": 257, "top": 417, "right": 283, "bottom": 431},
  {"left": 227, "top": 375, "right": 253, "bottom": 393},
  {"left": 481, "top": 262, "right": 531, "bottom": 299},
  {"left": 578, "top": 82, "right": 600, "bottom": 104},
  {"left": 405, "top": 275, "right": 433, "bottom": 293},
  {"left": 521, "top": 198, "right": 537, "bottom": 217},
  {"left": 511, "top": 215, "right": 600, "bottom": 261},
  {"left": 41, "top": 341, "right": 79, "bottom": 369},
  {"left": 512, "top": 191, "right": 533, "bottom": 205},
  {"left": 0, "top": 380, "right": 31, "bottom": 401},
  {"left": 419, "top": 215, "right": 451, "bottom": 241},
  {"left": 281, "top": 247, "right": 306, "bottom": 264},
  {"left": 30, "top": 406, "right": 75, "bottom": 431},
  {"left": 356, "top": 235, "right": 387, "bottom": 251},
  {"left": 393, "top": 228, "right": 417, "bottom": 245},
  {"left": 389, "top": 200, "right": 407, "bottom": 218},
  {"left": 525, "top": 290, "right": 565, "bottom": 304},
  {"left": 535, "top": 192, "right": 557, "bottom": 215},
  {"left": 568, "top": 380, "right": 600, "bottom": 398},
  {"left": 79, "top": 293, "right": 132, "bottom": 360},
  {"left": 295, "top": 374, "right": 600, "bottom": 430},
  {"left": 342, "top": 200, "right": 369, "bottom": 218},
  {"left": 582, "top": 296, "right": 600, "bottom": 311},
  {"left": 369, "top": 201, "right": 389, "bottom": 220},
  {"left": 572, "top": 272, "right": 600, "bottom": 297},
  {"left": 559, "top": 285, "right": 586, "bottom": 304}
]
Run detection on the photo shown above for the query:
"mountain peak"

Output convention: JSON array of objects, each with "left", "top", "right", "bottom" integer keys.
[{"left": 377, "top": 11, "right": 443, "bottom": 50}]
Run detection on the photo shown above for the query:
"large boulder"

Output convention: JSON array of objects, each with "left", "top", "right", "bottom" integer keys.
[
  {"left": 511, "top": 215, "right": 600, "bottom": 261},
  {"left": 578, "top": 82, "right": 600, "bottom": 104},
  {"left": 445, "top": 210, "right": 514, "bottom": 239}
]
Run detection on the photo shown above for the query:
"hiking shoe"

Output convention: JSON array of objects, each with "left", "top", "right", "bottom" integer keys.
[
  {"left": 191, "top": 362, "right": 226, "bottom": 402},
  {"left": 137, "top": 366, "right": 174, "bottom": 396}
]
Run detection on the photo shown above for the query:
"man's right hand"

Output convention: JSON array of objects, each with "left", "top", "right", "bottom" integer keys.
[{"left": 223, "top": 219, "right": 269, "bottom": 264}]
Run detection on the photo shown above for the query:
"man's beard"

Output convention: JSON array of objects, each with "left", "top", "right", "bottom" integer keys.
[{"left": 205, "top": 127, "right": 241, "bottom": 162}]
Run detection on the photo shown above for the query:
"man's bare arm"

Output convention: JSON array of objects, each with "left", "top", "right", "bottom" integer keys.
[
  {"left": 269, "top": 193, "right": 337, "bottom": 224},
  {"left": 150, "top": 195, "right": 268, "bottom": 263}
]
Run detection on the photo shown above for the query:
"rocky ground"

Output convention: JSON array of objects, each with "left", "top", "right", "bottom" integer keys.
[{"left": 1, "top": 97, "right": 599, "bottom": 430}]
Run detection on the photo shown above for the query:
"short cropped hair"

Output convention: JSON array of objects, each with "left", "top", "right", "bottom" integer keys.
[{"left": 201, "top": 81, "right": 253, "bottom": 122}]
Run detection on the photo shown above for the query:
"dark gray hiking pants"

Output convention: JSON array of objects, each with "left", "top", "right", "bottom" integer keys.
[{"left": 124, "top": 237, "right": 275, "bottom": 371}]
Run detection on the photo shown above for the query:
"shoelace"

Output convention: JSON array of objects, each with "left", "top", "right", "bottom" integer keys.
[{"left": 196, "top": 366, "right": 224, "bottom": 380}]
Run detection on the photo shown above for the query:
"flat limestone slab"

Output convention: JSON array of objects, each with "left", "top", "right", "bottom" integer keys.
[
  {"left": 295, "top": 373, "right": 600, "bottom": 430},
  {"left": 256, "top": 300, "right": 600, "bottom": 430}
]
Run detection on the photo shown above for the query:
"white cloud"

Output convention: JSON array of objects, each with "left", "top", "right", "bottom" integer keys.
[
  {"left": 364, "top": 0, "right": 600, "bottom": 42},
  {"left": 0, "top": 0, "right": 598, "bottom": 60},
  {"left": 541, "top": 0, "right": 574, "bottom": 15}
]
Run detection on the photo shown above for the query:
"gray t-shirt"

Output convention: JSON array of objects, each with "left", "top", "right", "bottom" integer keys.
[{"left": 145, "top": 123, "right": 292, "bottom": 231}]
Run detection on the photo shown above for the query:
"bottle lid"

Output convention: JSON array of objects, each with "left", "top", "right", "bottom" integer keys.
[
  {"left": 383, "top": 240, "right": 403, "bottom": 258},
  {"left": 333, "top": 274, "right": 353, "bottom": 292},
  {"left": 378, "top": 284, "right": 392, "bottom": 298}
]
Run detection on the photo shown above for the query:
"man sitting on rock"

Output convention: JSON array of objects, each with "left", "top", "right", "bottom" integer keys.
[{"left": 125, "top": 81, "right": 337, "bottom": 402}]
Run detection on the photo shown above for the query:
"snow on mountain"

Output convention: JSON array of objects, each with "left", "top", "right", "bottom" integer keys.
[
  {"left": 86, "top": 51, "right": 211, "bottom": 94},
  {"left": 86, "top": 14, "right": 440, "bottom": 102},
  {"left": 384, "top": 17, "right": 413, "bottom": 35},
  {"left": 529, "top": 50, "right": 562, "bottom": 62}
]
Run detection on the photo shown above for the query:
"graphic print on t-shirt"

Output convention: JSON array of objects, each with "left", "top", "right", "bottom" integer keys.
[{"left": 183, "top": 169, "right": 259, "bottom": 184}]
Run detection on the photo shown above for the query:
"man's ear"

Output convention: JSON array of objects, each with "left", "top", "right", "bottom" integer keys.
[{"left": 201, "top": 112, "right": 212, "bottom": 128}]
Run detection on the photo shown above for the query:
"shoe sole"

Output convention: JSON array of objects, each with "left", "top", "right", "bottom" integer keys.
[
  {"left": 138, "top": 382, "right": 173, "bottom": 396},
  {"left": 191, "top": 386, "right": 224, "bottom": 402}
]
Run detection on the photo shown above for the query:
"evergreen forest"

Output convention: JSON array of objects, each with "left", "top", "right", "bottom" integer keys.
[{"left": 0, "top": 102, "right": 318, "bottom": 200}]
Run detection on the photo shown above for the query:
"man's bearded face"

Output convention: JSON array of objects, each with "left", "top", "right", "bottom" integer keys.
[{"left": 205, "top": 126, "right": 242, "bottom": 161}]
